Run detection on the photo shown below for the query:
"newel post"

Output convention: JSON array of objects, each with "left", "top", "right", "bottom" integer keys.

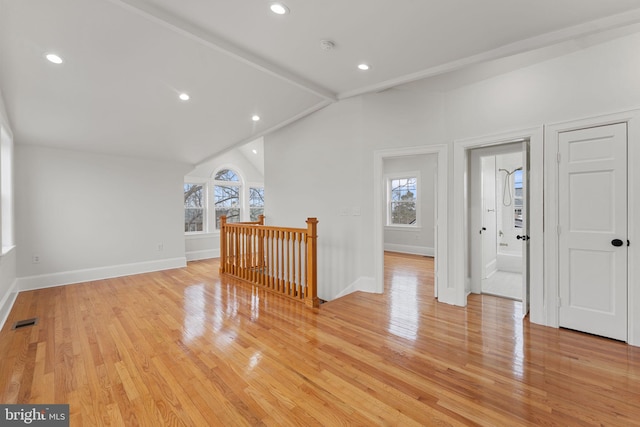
[
  {"left": 219, "top": 215, "right": 227, "bottom": 274},
  {"left": 305, "top": 217, "right": 320, "bottom": 308},
  {"left": 258, "top": 214, "right": 265, "bottom": 225}
]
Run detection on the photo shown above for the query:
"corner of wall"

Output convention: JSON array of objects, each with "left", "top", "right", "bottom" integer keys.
[
  {"left": 0, "top": 279, "right": 18, "bottom": 332},
  {"left": 333, "top": 276, "right": 376, "bottom": 300}
]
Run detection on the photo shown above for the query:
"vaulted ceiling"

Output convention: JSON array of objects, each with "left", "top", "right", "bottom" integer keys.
[{"left": 2, "top": 0, "right": 640, "bottom": 164}]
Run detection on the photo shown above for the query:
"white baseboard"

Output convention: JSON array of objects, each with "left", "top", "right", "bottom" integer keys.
[
  {"left": 384, "top": 243, "right": 434, "bottom": 257},
  {"left": 0, "top": 279, "right": 18, "bottom": 331},
  {"left": 18, "top": 257, "right": 187, "bottom": 292},
  {"left": 333, "top": 276, "right": 376, "bottom": 300},
  {"left": 186, "top": 249, "right": 219, "bottom": 261}
]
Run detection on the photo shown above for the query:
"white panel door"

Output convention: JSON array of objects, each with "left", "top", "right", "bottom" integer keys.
[{"left": 558, "top": 123, "right": 627, "bottom": 341}]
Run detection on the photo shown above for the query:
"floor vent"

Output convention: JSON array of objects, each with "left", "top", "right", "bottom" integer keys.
[{"left": 12, "top": 318, "right": 39, "bottom": 330}]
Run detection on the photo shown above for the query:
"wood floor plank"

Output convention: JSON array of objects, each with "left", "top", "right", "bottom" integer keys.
[{"left": 1, "top": 253, "right": 640, "bottom": 425}]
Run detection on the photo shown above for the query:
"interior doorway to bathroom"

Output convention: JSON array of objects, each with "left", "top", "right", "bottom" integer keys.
[{"left": 469, "top": 141, "right": 529, "bottom": 305}]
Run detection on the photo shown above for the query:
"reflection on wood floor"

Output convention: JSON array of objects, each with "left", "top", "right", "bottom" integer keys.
[{"left": 1, "top": 252, "right": 639, "bottom": 425}]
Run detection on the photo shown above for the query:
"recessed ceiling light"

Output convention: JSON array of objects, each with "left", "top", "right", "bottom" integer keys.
[
  {"left": 179, "top": 93, "right": 190, "bottom": 101},
  {"left": 252, "top": 149, "right": 258, "bottom": 154},
  {"left": 45, "top": 53, "right": 63, "bottom": 64},
  {"left": 357, "top": 63, "right": 371, "bottom": 71},
  {"left": 270, "top": 2, "right": 289, "bottom": 15},
  {"left": 252, "top": 115, "right": 261, "bottom": 122}
]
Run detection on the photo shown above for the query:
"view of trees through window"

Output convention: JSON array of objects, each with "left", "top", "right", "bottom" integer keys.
[
  {"left": 389, "top": 177, "right": 417, "bottom": 225},
  {"left": 185, "top": 169, "right": 265, "bottom": 233},
  {"left": 184, "top": 183, "right": 204, "bottom": 232},
  {"left": 214, "top": 169, "right": 241, "bottom": 228},
  {"left": 250, "top": 187, "right": 264, "bottom": 221}
]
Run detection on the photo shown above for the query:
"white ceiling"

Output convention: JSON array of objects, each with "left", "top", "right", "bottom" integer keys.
[{"left": 2, "top": 0, "right": 640, "bottom": 165}]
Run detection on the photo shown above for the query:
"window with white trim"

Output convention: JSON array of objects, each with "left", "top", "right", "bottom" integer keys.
[
  {"left": 214, "top": 168, "right": 241, "bottom": 228},
  {"left": 184, "top": 183, "right": 205, "bottom": 232},
  {"left": 513, "top": 169, "right": 523, "bottom": 229},
  {"left": 387, "top": 174, "right": 419, "bottom": 226}
]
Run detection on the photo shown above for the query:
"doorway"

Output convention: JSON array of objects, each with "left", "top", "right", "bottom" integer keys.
[
  {"left": 373, "top": 145, "right": 448, "bottom": 300},
  {"left": 470, "top": 142, "right": 529, "bottom": 310}
]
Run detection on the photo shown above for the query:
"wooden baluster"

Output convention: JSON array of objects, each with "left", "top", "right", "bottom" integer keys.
[
  {"left": 280, "top": 231, "right": 284, "bottom": 294},
  {"left": 219, "top": 216, "right": 227, "bottom": 274},
  {"left": 297, "top": 232, "right": 302, "bottom": 299},
  {"left": 305, "top": 218, "right": 319, "bottom": 308},
  {"left": 283, "top": 232, "right": 291, "bottom": 295},
  {"left": 270, "top": 229, "right": 275, "bottom": 290},
  {"left": 234, "top": 225, "right": 240, "bottom": 276}
]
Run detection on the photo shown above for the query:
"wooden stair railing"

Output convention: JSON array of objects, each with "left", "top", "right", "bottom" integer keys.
[{"left": 219, "top": 215, "right": 319, "bottom": 308}]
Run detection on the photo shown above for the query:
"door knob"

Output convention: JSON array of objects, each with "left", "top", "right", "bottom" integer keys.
[
  {"left": 517, "top": 235, "right": 530, "bottom": 241},
  {"left": 611, "top": 239, "right": 624, "bottom": 247}
]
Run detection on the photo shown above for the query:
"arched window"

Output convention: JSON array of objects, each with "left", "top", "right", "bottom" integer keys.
[{"left": 214, "top": 168, "right": 242, "bottom": 228}]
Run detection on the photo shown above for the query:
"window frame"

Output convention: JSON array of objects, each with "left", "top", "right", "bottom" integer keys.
[
  {"left": 184, "top": 182, "right": 207, "bottom": 234},
  {"left": 385, "top": 172, "right": 420, "bottom": 229}
]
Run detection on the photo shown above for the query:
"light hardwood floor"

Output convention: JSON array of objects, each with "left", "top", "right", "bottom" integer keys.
[{"left": 1, "top": 252, "right": 639, "bottom": 426}]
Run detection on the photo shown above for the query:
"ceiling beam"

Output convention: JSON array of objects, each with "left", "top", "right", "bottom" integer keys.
[
  {"left": 338, "top": 8, "right": 640, "bottom": 100},
  {"left": 106, "top": 0, "right": 338, "bottom": 102}
]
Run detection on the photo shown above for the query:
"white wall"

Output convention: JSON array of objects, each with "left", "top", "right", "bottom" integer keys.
[
  {"left": 265, "top": 98, "right": 367, "bottom": 301},
  {"left": 264, "top": 29, "right": 640, "bottom": 317},
  {"left": 0, "top": 87, "right": 17, "bottom": 329},
  {"left": 185, "top": 142, "right": 264, "bottom": 261},
  {"left": 383, "top": 155, "right": 436, "bottom": 256},
  {"left": 15, "top": 145, "right": 191, "bottom": 290}
]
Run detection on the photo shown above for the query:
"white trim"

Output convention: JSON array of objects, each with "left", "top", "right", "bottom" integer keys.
[
  {"left": 453, "top": 127, "right": 544, "bottom": 317},
  {"left": 373, "top": 144, "right": 448, "bottom": 302},
  {"left": 0, "top": 278, "right": 18, "bottom": 331},
  {"left": 334, "top": 276, "right": 376, "bottom": 299},
  {"left": 544, "top": 109, "right": 640, "bottom": 346},
  {"left": 17, "top": 257, "right": 186, "bottom": 292},
  {"left": 384, "top": 244, "right": 434, "bottom": 257},
  {"left": 186, "top": 249, "right": 219, "bottom": 261},
  {"left": 185, "top": 231, "right": 220, "bottom": 239}
]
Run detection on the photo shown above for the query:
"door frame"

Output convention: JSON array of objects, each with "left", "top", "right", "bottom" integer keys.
[
  {"left": 373, "top": 145, "right": 448, "bottom": 300},
  {"left": 544, "top": 110, "right": 640, "bottom": 346},
  {"left": 469, "top": 142, "right": 524, "bottom": 295},
  {"left": 453, "top": 127, "right": 544, "bottom": 321}
]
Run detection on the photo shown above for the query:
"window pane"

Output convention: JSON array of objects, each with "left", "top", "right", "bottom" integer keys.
[
  {"left": 249, "top": 187, "right": 264, "bottom": 208},
  {"left": 184, "top": 184, "right": 204, "bottom": 232},
  {"left": 390, "top": 178, "right": 417, "bottom": 202},
  {"left": 215, "top": 185, "right": 240, "bottom": 228},
  {"left": 214, "top": 169, "right": 239, "bottom": 181},
  {"left": 391, "top": 201, "right": 417, "bottom": 225},
  {"left": 249, "top": 187, "right": 265, "bottom": 222}
]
